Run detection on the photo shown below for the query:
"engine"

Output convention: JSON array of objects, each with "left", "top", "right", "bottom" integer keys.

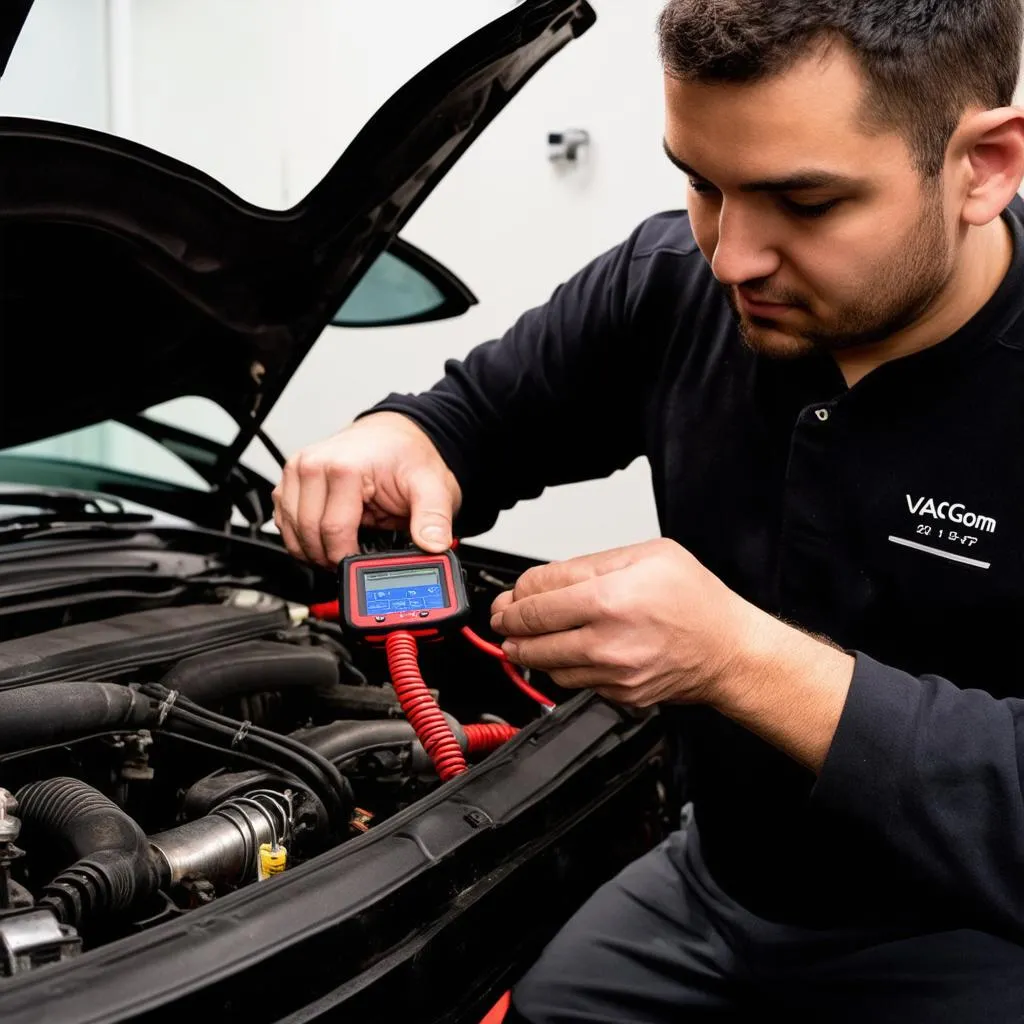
[{"left": 0, "top": 574, "right": 536, "bottom": 975}]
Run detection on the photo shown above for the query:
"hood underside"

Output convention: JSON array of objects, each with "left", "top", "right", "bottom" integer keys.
[{"left": 0, "top": 0, "right": 595, "bottom": 453}]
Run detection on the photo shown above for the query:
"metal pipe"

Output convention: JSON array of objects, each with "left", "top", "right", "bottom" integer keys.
[{"left": 149, "top": 793, "right": 288, "bottom": 886}]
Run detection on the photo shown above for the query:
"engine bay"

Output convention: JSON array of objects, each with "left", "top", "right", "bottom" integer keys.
[{"left": 0, "top": 558, "right": 545, "bottom": 976}]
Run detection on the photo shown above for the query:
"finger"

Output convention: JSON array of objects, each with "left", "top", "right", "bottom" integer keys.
[
  {"left": 502, "top": 629, "right": 596, "bottom": 672},
  {"left": 274, "top": 466, "right": 308, "bottom": 562},
  {"left": 362, "top": 507, "right": 406, "bottom": 530},
  {"left": 319, "top": 468, "right": 366, "bottom": 566},
  {"left": 490, "top": 590, "right": 515, "bottom": 618},
  {"left": 406, "top": 469, "right": 455, "bottom": 553},
  {"left": 491, "top": 579, "right": 599, "bottom": 637},
  {"left": 294, "top": 460, "right": 330, "bottom": 566},
  {"left": 511, "top": 544, "right": 645, "bottom": 601},
  {"left": 276, "top": 512, "right": 305, "bottom": 563}
]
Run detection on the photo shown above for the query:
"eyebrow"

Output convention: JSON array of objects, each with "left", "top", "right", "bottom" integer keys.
[{"left": 662, "top": 139, "right": 862, "bottom": 193}]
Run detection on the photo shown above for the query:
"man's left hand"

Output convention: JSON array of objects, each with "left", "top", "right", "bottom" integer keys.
[
  {"left": 489, "top": 538, "right": 856, "bottom": 773},
  {"left": 489, "top": 538, "right": 764, "bottom": 709}
]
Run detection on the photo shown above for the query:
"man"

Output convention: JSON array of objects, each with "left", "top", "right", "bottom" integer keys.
[{"left": 274, "top": 0, "right": 1024, "bottom": 1019}]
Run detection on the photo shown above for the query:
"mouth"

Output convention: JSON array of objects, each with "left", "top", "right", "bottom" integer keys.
[{"left": 737, "top": 289, "right": 797, "bottom": 318}]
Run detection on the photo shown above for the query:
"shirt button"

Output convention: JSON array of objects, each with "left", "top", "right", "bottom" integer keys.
[{"left": 815, "top": 408, "right": 831, "bottom": 422}]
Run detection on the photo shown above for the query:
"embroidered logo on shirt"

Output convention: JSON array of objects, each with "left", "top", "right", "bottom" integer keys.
[{"left": 905, "top": 495, "right": 997, "bottom": 534}]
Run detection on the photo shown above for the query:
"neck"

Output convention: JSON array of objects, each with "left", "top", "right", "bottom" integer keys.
[{"left": 834, "top": 216, "right": 1014, "bottom": 388}]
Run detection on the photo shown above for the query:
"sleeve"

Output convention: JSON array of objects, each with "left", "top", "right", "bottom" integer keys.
[
  {"left": 811, "top": 652, "right": 1024, "bottom": 940},
  {"left": 361, "top": 221, "right": 657, "bottom": 537}
]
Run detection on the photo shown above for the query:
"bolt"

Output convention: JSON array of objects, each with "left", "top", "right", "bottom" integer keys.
[{"left": 0, "top": 791, "right": 21, "bottom": 843}]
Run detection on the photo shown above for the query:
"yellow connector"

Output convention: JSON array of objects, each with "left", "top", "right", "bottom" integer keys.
[{"left": 258, "top": 842, "right": 287, "bottom": 880}]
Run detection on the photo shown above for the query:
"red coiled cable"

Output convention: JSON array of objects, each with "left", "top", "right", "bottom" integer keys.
[
  {"left": 385, "top": 631, "right": 468, "bottom": 782},
  {"left": 463, "top": 723, "right": 519, "bottom": 754}
]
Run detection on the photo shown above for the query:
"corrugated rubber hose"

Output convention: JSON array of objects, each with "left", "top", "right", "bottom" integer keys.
[{"left": 384, "top": 631, "right": 468, "bottom": 782}]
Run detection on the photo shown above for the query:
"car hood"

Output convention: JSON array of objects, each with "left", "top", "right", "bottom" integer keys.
[{"left": 0, "top": 0, "right": 595, "bottom": 461}]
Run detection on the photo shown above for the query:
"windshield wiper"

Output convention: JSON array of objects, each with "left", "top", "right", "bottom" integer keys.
[
  {"left": 0, "top": 517, "right": 153, "bottom": 543},
  {"left": 0, "top": 484, "right": 131, "bottom": 515},
  {"left": 0, "top": 486, "right": 153, "bottom": 542}
]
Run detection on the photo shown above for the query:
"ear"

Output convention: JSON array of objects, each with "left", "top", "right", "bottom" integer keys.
[{"left": 953, "top": 107, "right": 1024, "bottom": 227}]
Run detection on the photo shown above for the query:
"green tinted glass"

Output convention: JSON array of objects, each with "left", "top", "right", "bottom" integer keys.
[{"left": 333, "top": 250, "right": 445, "bottom": 327}]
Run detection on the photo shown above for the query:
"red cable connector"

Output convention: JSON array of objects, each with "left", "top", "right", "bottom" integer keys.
[
  {"left": 385, "top": 631, "right": 468, "bottom": 782},
  {"left": 309, "top": 599, "right": 341, "bottom": 621}
]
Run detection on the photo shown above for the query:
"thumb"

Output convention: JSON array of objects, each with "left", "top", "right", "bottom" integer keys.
[{"left": 406, "top": 470, "right": 455, "bottom": 552}]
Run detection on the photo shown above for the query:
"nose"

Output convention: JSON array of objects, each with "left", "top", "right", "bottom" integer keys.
[{"left": 710, "top": 201, "right": 782, "bottom": 287}]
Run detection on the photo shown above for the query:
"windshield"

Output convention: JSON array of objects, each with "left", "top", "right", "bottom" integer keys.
[{"left": 0, "top": 397, "right": 278, "bottom": 495}]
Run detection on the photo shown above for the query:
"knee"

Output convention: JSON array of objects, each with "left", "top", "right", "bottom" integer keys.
[
  {"left": 509, "top": 958, "right": 563, "bottom": 1024},
  {"left": 509, "top": 923, "right": 593, "bottom": 1024},
  {"left": 507, "top": 946, "right": 565, "bottom": 1019}
]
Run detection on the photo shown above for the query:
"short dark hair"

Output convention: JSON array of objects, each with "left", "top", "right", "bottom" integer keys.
[{"left": 657, "top": 0, "right": 1024, "bottom": 177}]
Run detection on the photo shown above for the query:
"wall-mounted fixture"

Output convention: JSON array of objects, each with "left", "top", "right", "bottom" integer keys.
[{"left": 548, "top": 128, "right": 590, "bottom": 162}]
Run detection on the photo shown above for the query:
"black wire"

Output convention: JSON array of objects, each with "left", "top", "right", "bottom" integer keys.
[
  {"left": 0, "top": 701, "right": 342, "bottom": 837},
  {"left": 0, "top": 679, "right": 350, "bottom": 835},
  {"left": 156, "top": 731, "right": 307, "bottom": 784},
  {"left": 0, "top": 727, "right": 300, "bottom": 784},
  {"left": 167, "top": 692, "right": 349, "bottom": 798},
  {"left": 163, "top": 705, "right": 330, "bottom": 792},
  {"left": 0, "top": 730, "right": 131, "bottom": 764},
  {"left": 141, "top": 686, "right": 350, "bottom": 831},
  {"left": 162, "top": 707, "right": 347, "bottom": 831},
  {"left": 0, "top": 725, "right": 319, "bottom": 819}
]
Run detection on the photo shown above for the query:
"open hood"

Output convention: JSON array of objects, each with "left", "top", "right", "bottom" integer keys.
[{"left": 0, "top": 0, "right": 595, "bottom": 464}]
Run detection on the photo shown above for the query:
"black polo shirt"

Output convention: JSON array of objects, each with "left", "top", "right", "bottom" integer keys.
[{"left": 370, "top": 196, "right": 1024, "bottom": 938}]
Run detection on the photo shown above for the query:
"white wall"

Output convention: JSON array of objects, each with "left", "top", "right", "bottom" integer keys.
[
  {"left": 0, "top": 0, "right": 108, "bottom": 126},
  {"left": 117, "top": 0, "right": 679, "bottom": 560}
]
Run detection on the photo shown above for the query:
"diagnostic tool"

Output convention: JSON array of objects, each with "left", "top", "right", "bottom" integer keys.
[
  {"left": 340, "top": 549, "right": 469, "bottom": 640},
  {"left": 322, "top": 545, "right": 552, "bottom": 782}
]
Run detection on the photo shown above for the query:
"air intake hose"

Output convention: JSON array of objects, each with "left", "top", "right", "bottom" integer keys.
[
  {"left": 16, "top": 779, "right": 159, "bottom": 928},
  {"left": 0, "top": 683, "right": 154, "bottom": 754},
  {"left": 158, "top": 642, "right": 339, "bottom": 706}
]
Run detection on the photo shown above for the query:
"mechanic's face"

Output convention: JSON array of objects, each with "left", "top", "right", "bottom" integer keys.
[{"left": 663, "top": 41, "right": 957, "bottom": 358}]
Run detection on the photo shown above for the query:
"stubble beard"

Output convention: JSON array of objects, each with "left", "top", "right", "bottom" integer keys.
[{"left": 729, "top": 188, "right": 953, "bottom": 360}]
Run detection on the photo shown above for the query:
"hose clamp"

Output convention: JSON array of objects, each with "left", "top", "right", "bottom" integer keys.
[
  {"left": 156, "top": 689, "right": 179, "bottom": 726},
  {"left": 231, "top": 721, "right": 252, "bottom": 748}
]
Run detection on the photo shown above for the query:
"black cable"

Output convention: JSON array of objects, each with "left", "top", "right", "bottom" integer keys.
[
  {"left": 162, "top": 706, "right": 333, "bottom": 797},
  {"left": 141, "top": 686, "right": 350, "bottom": 831},
  {"left": 0, "top": 729, "right": 304, "bottom": 785},
  {"left": 167, "top": 692, "right": 349, "bottom": 801},
  {"left": 0, "top": 730, "right": 130, "bottom": 764},
  {"left": 157, "top": 731, "right": 308, "bottom": 784},
  {"left": 162, "top": 709, "right": 347, "bottom": 833}
]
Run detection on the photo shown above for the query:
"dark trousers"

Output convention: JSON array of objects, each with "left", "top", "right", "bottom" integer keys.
[{"left": 509, "top": 821, "right": 1024, "bottom": 1023}]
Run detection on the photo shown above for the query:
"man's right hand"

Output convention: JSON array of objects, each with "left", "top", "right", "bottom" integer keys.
[{"left": 272, "top": 412, "right": 462, "bottom": 568}]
